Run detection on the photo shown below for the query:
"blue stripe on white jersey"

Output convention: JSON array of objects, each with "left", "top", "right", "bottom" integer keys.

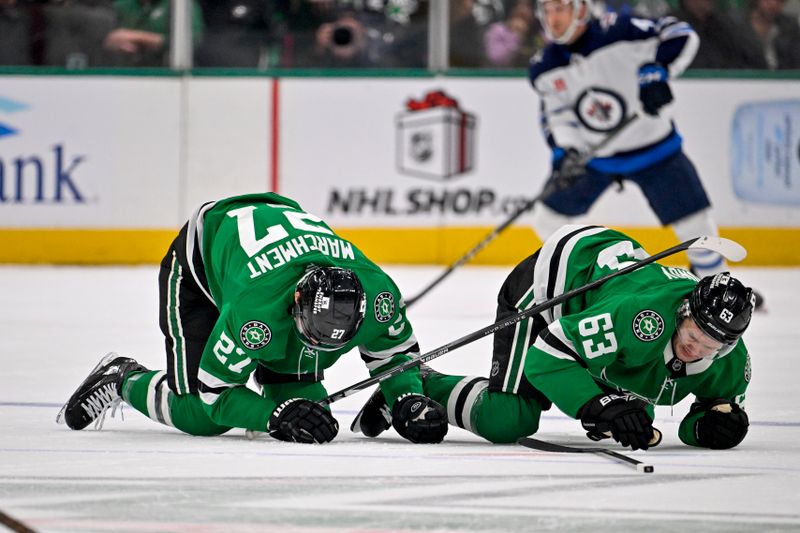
[
  {"left": 589, "top": 130, "right": 682, "bottom": 174},
  {"left": 528, "top": 14, "right": 698, "bottom": 173}
]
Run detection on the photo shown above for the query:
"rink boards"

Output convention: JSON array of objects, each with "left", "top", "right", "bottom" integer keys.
[{"left": 0, "top": 75, "right": 798, "bottom": 265}]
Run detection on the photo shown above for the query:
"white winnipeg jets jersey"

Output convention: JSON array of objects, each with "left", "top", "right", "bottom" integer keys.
[{"left": 528, "top": 13, "right": 699, "bottom": 174}]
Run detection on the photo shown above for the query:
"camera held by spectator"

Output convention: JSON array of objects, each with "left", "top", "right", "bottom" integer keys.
[{"left": 316, "top": 14, "right": 367, "bottom": 62}]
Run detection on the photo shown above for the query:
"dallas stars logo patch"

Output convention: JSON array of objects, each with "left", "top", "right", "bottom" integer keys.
[
  {"left": 240, "top": 321, "right": 271, "bottom": 350},
  {"left": 632, "top": 310, "right": 664, "bottom": 341},
  {"left": 373, "top": 292, "right": 395, "bottom": 323}
]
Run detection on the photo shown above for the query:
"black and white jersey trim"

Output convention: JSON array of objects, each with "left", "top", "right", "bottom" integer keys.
[
  {"left": 447, "top": 377, "right": 489, "bottom": 433},
  {"left": 185, "top": 201, "right": 217, "bottom": 304},
  {"left": 360, "top": 337, "right": 420, "bottom": 371},
  {"left": 197, "top": 368, "right": 238, "bottom": 406},
  {"left": 539, "top": 329, "right": 587, "bottom": 369},
  {"left": 533, "top": 225, "right": 607, "bottom": 323}
]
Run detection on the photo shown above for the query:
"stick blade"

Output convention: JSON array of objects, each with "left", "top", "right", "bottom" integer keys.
[{"left": 689, "top": 236, "right": 747, "bottom": 262}]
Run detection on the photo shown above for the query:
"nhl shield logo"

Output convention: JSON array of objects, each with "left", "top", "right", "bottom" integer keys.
[
  {"left": 373, "top": 292, "right": 395, "bottom": 323},
  {"left": 632, "top": 310, "right": 664, "bottom": 341},
  {"left": 240, "top": 321, "right": 272, "bottom": 350}
]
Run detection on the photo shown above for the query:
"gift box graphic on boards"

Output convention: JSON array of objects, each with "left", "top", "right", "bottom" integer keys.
[{"left": 396, "top": 90, "right": 477, "bottom": 180}]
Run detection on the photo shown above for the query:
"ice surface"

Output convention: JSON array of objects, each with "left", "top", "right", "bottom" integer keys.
[{"left": 1, "top": 264, "right": 799, "bottom": 532}]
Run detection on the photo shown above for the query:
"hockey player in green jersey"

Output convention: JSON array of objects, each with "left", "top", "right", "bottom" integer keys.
[
  {"left": 354, "top": 224, "right": 754, "bottom": 451},
  {"left": 58, "top": 193, "right": 447, "bottom": 444}
]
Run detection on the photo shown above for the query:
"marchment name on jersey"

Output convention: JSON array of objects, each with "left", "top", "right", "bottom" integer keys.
[{"left": 246, "top": 235, "right": 356, "bottom": 279}]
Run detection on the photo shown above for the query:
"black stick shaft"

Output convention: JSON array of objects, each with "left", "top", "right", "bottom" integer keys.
[
  {"left": 518, "top": 437, "right": 653, "bottom": 473},
  {"left": 405, "top": 196, "right": 538, "bottom": 307},
  {"left": 322, "top": 235, "right": 699, "bottom": 406},
  {"left": 405, "top": 113, "right": 639, "bottom": 308},
  {"left": 598, "top": 449, "right": 651, "bottom": 471}
]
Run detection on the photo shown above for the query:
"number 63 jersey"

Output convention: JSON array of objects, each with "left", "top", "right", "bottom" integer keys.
[
  {"left": 185, "top": 193, "right": 421, "bottom": 423},
  {"left": 523, "top": 225, "right": 751, "bottom": 419}
]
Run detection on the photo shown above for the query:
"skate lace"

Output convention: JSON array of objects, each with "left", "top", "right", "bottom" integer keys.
[{"left": 82, "top": 383, "right": 125, "bottom": 430}]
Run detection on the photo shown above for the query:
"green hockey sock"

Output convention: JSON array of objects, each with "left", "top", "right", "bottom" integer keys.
[
  {"left": 423, "top": 371, "right": 542, "bottom": 444},
  {"left": 121, "top": 370, "right": 230, "bottom": 436}
]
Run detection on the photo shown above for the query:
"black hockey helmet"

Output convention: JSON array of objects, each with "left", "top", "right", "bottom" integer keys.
[
  {"left": 292, "top": 266, "right": 366, "bottom": 351},
  {"left": 686, "top": 272, "right": 755, "bottom": 345}
]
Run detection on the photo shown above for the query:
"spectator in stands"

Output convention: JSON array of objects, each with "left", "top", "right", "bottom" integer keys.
[
  {"left": 671, "top": 0, "right": 767, "bottom": 68},
  {"left": 43, "top": 1, "right": 115, "bottom": 68},
  {"left": 0, "top": 0, "right": 33, "bottom": 65},
  {"left": 284, "top": 0, "right": 427, "bottom": 68},
  {"left": 745, "top": 0, "right": 800, "bottom": 69},
  {"left": 450, "top": 0, "right": 486, "bottom": 67},
  {"left": 483, "top": 0, "right": 543, "bottom": 68},
  {"left": 103, "top": 0, "right": 204, "bottom": 67},
  {"left": 1, "top": 0, "right": 118, "bottom": 69}
]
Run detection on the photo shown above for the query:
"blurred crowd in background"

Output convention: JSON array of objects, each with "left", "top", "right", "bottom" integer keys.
[{"left": 1, "top": 0, "right": 798, "bottom": 70}]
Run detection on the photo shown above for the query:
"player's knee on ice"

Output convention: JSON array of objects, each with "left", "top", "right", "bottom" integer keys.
[
  {"left": 423, "top": 372, "right": 542, "bottom": 444},
  {"left": 471, "top": 391, "right": 542, "bottom": 444}
]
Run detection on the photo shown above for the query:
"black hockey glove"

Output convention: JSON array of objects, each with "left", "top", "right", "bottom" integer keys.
[
  {"left": 268, "top": 398, "right": 339, "bottom": 444},
  {"left": 549, "top": 148, "right": 587, "bottom": 191},
  {"left": 638, "top": 63, "right": 673, "bottom": 116},
  {"left": 391, "top": 393, "right": 448, "bottom": 444},
  {"left": 691, "top": 399, "right": 749, "bottom": 449},
  {"left": 580, "top": 393, "right": 654, "bottom": 451}
]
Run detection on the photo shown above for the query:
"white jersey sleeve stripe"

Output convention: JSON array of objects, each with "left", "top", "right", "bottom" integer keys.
[
  {"left": 360, "top": 335, "right": 420, "bottom": 370},
  {"left": 534, "top": 321, "right": 581, "bottom": 362},
  {"left": 197, "top": 368, "right": 238, "bottom": 390},
  {"left": 667, "top": 31, "right": 699, "bottom": 78}
]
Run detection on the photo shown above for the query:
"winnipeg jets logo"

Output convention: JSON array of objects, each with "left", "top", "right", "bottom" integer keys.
[
  {"left": 575, "top": 88, "right": 626, "bottom": 132},
  {"left": 240, "top": 321, "right": 272, "bottom": 349},
  {"left": 632, "top": 310, "right": 664, "bottom": 341}
]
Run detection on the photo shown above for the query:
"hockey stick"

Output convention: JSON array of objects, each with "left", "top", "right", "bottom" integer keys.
[
  {"left": 405, "top": 113, "right": 640, "bottom": 307},
  {"left": 322, "top": 234, "right": 746, "bottom": 406},
  {"left": 518, "top": 437, "right": 654, "bottom": 473}
]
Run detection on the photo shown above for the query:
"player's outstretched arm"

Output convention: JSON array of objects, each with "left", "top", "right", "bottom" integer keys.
[{"left": 678, "top": 399, "right": 749, "bottom": 449}]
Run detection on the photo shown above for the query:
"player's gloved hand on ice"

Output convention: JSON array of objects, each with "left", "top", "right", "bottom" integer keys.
[
  {"left": 268, "top": 398, "right": 339, "bottom": 444},
  {"left": 545, "top": 148, "right": 587, "bottom": 195},
  {"left": 638, "top": 62, "right": 673, "bottom": 116},
  {"left": 690, "top": 399, "right": 749, "bottom": 449},
  {"left": 586, "top": 425, "right": 664, "bottom": 446},
  {"left": 580, "top": 393, "right": 655, "bottom": 451},
  {"left": 391, "top": 393, "right": 448, "bottom": 443}
]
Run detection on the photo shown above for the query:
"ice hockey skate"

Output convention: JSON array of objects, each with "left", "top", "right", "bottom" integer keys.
[
  {"left": 56, "top": 352, "right": 147, "bottom": 430},
  {"left": 351, "top": 365, "right": 437, "bottom": 437},
  {"left": 350, "top": 386, "right": 392, "bottom": 437}
]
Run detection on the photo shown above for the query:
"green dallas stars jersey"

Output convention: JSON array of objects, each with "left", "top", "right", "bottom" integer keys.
[
  {"left": 190, "top": 192, "right": 421, "bottom": 430},
  {"left": 523, "top": 225, "right": 751, "bottom": 426}
]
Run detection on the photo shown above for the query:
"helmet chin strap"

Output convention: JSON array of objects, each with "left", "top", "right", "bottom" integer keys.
[{"left": 541, "top": 0, "right": 591, "bottom": 44}]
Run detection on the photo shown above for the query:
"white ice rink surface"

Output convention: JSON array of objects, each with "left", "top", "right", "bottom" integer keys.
[{"left": 1, "top": 263, "right": 799, "bottom": 532}]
